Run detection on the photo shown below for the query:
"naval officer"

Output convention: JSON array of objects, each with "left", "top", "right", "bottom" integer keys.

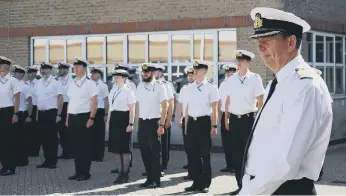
[
  {"left": 218, "top": 63, "right": 237, "bottom": 173},
  {"left": 177, "top": 66, "right": 195, "bottom": 180},
  {"left": 223, "top": 49, "right": 265, "bottom": 194},
  {"left": 239, "top": 7, "right": 333, "bottom": 195},
  {"left": 13, "top": 65, "right": 33, "bottom": 167},
  {"left": 0, "top": 56, "right": 20, "bottom": 176},
  {"left": 35, "top": 62, "right": 63, "bottom": 169},
  {"left": 90, "top": 67, "right": 109, "bottom": 162},
  {"left": 56, "top": 62, "right": 74, "bottom": 159},
  {"left": 113, "top": 63, "right": 137, "bottom": 90},
  {"left": 135, "top": 63, "right": 168, "bottom": 188},
  {"left": 184, "top": 61, "right": 219, "bottom": 193},
  {"left": 66, "top": 57, "right": 98, "bottom": 181}
]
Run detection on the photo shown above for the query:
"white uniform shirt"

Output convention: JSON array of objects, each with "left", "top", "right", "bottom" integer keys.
[
  {"left": 67, "top": 75, "right": 98, "bottom": 114},
  {"left": 112, "top": 80, "right": 137, "bottom": 91},
  {"left": 58, "top": 75, "right": 73, "bottom": 102},
  {"left": 34, "top": 75, "right": 62, "bottom": 110},
  {"left": 185, "top": 79, "right": 219, "bottom": 117},
  {"left": 240, "top": 55, "right": 333, "bottom": 195},
  {"left": 18, "top": 80, "right": 32, "bottom": 112},
  {"left": 135, "top": 80, "right": 167, "bottom": 119},
  {"left": 177, "top": 84, "right": 189, "bottom": 116},
  {"left": 218, "top": 79, "right": 229, "bottom": 112},
  {"left": 26, "top": 78, "right": 38, "bottom": 106},
  {"left": 225, "top": 71, "right": 265, "bottom": 115},
  {"left": 158, "top": 78, "right": 175, "bottom": 100},
  {"left": 95, "top": 80, "right": 109, "bottom": 109},
  {"left": 109, "top": 85, "right": 136, "bottom": 112},
  {"left": 0, "top": 73, "right": 20, "bottom": 108}
]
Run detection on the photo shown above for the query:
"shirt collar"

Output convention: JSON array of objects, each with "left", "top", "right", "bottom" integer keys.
[
  {"left": 276, "top": 55, "right": 303, "bottom": 83},
  {"left": 1, "top": 72, "right": 11, "bottom": 79},
  {"left": 236, "top": 69, "right": 250, "bottom": 78},
  {"left": 145, "top": 78, "right": 156, "bottom": 85},
  {"left": 44, "top": 75, "right": 52, "bottom": 81},
  {"left": 194, "top": 78, "right": 208, "bottom": 86},
  {"left": 75, "top": 74, "right": 86, "bottom": 81}
]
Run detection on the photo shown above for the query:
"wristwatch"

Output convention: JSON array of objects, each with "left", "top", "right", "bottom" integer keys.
[
  {"left": 129, "top": 123, "right": 134, "bottom": 126},
  {"left": 159, "top": 124, "right": 165, "bottom": 127},
  {"left": 14, "top": 112, "right": 18, "bottom": 116},
  {"left": 89, "top": 117, "right": 95, "bottom": 120},
  {"left": 212, "top": 125, "right": 217, "bottom": 129}
]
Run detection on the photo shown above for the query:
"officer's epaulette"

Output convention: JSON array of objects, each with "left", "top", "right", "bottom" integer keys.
[
  {"left": 207, "top": 79, "right": 213, "bottom": 84},
  {"left": 55, "top": 77, "right": 58, "bottom": 81},
  {"left": 162, "top": 80, "right": 167, "bottom": 83},
  {"left": 295, "top": 68, "right": 317, "bottom": 80},
  {"left": 156, "top": 80, "right": 163, "bottom": 84},
  {"left": 86, "top": 77, "right": 90, "bottom": 80}
]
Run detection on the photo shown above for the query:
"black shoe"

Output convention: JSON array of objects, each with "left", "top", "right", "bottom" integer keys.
[
  {"left": 142, "top": 172, "right": 147, "bottom": 176},
  {"left": 229, "top": 188, "right": 240, "bottom": 195},
  {"left": 36, "top": 163, "right": 49, "bottom": 168},
  {"left": 199, "top": 188, "right": 209, "bottom": 193},
  {"left": 68, "top": 174, "right": 79, "bottom": 180},
  {"left": 147, "top": 182, "right": 160, "bottom": 188},
  {"left": 0, "top": 168, "right": 6, "bottom": 175},
  {"left": 76, "top": 174, "right": 91, "bottom": 181},
  {"left": 121, "top": 173, "right": 129, "bottom": 183},
  {"left": 183, "top": 175, "right": 192, "bottom": 180},
  {"left": 161, "top": 171, "right": 165, "bottom": 177},
  {"left": 111, "top": 169, "right": 119, "bottom": 174},
  {"left": 184, "top": 185, "right": 197, "bottom": 192},
  {"left": 220, "top": 167, "right": 231, "bottom": 172},
  {"left": 183, "top": 165, "right": 188, "bottom": 169},
  {"left": 0, "top": 170, "right": 15, "bottom": 176},
  {"left": 161, "top": 165, "right": 167, "bottom": 170},
  {"left": 17, "top": 162, "right": 29, "bottom": 167},
  {"left": 58, "top": 154, "right": 73, "bottom": 160},
  {"left": 113, "top": 175, "right": 123, "bottom": 184},
  {"left": 139, "top": 180, "right": 151, "bottom": 188},
  {"left": 30, "top": 153, "right": 39, "bottom": 157},
  {"left": 93, "top": 159, "right": 103, "bottom": 162}
]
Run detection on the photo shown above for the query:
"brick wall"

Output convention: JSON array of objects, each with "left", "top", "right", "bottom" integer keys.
[{"left": 0, "top": 37, "right": 29, "bottom": 66}]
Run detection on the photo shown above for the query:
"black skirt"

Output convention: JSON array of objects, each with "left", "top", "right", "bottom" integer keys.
[{"left": 108, "top": 111, "right": 132, "bottom": 153}]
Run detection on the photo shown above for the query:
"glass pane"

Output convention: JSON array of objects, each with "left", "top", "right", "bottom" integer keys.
[
  {"left": 302, "top": 32, "right": 313, "bottom": 62},
  {"left": 107, "top": 36, "right": 123, "bottom": 63},
  {"left": 49, "top": 40, "right": 64, "bottom": 64},
  {"left": 315, "top": 35, "right": 324, "bottom": 63},
  {"left": 326, "top": 66, "right": 334, "bottom": 92},
  {"left": 218, "top": 31, "right": 237, "bottom": 62},
  {"left": 193, "top": 34, "right": 202, "bottom": 60},
  {"left": 335, "top": 66, "right": 344, "bottom": 94},
  {"left": 171, "top": 65, "right": 187, "bottom": 93},
  {"left": 326, "top": 36, "right": 334, "bottom": 63},
  {"left": 172, "top": 35, "right": 191, "bottom": 62},
  {"left": 128, "top": 35, "right": 146, "bottom": 63},
  {"left": 33, "top": 39, "right": 46, "bottom": 64},
  {"left": 87, "top": 37, "right": 104, "bottom": 64},
  {"left": 149, "top": 34, "right": 168, "bottom": 63},
  {"left": 67, "top": 39, "right": 83, "bottom": 63},
  {"left": 204, "top": 34, "right": 214, "bottom": 61},
  {"left": 336, "top": 37, "right": 343, "bottom": 64}
]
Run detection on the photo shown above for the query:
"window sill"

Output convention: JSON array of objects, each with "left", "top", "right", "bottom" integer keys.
[{"left": 331, "top": 94, "right": 346, "bottom": 100}]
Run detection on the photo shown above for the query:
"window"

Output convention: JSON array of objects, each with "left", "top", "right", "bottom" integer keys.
[
  {"left": 326, "top": 36, "right": 334, "bottom": 63},
  {"left": 107, "top": 36, "right": 123, "bottom": 63},
  {"left": 218, "top": 31, "right": 237, "bottom": 62},
  {"left": 171, "top": 64, "right": 188, "bottom": 93},
  {"left": 49, "top": 40, "right": 64, "bottom": 64},
  {"left": 336, "top": 36, "right": 343, "bottom": 64},
  {"left": 336, "top": 66, "right": 344, "bottom": 94},
  {"left": 67, "top": 39, "right": 83, "bottom": 63},
  {"left": 149, "top": 34, "right": 168, "bottom": 63},
  {"left": 193, "top": 34, "right": 202, "bottom": 60},
  {"left": 128, "top": 35, "right": 146, "bottom": 63},
  {"left": 172, "top": 35, "right": 191, "bottom": 62},
  {"left": 204, "top": 34, "right": 214, "bottom": 61},
  {"left": 33, "top": 39, "right": 46, "bottom": 64},
  {"left": 87, "top": 37, "right": 104, "bottom": 64},
  {"left": 302, "top": 32, "right": 313, "bottom": 62},
  {"left": 315, "top": 35, "right": 324, "bottom": 63}
]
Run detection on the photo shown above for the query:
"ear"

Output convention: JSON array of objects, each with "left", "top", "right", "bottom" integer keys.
[{"left": 287, "top": 35, "right": 297, "bottom": 53}]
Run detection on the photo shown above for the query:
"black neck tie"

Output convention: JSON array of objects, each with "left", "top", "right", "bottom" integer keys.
[{"left": 241, "top": 77, "right": 278, "bottom": 177}]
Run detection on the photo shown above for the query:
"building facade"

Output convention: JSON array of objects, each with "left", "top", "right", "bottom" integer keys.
[{"left": 1, "top": 0, "right": 346, "bottom": 145}]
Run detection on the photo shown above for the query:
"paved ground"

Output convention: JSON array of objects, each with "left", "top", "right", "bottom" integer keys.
[{"left": 1, "top": 144, "right": 346, "bottom": 195}]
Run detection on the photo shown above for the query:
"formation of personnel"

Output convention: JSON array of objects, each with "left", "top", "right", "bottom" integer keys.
[{"left": 0, "top": 7, "right": 332, "bottom": 195}]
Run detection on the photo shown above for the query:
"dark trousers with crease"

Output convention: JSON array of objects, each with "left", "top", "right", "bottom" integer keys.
[
  {"left": 230, "top": 112, "right": 254, "bottom": 189},
  {"left": 187, "top": 116, "right": 212, "bottom": 189},
  {"left": 0, "top": 107, "right": 17, "bottom": 171},
  {"left": 161, "top": 125, "right": 171, "bottom": 169},
  {"left": 17, "top": 111, "right": 29, "bottom": 165},
  {"left": 92, "top": 108, "right": 105, "bottom": 161},
  {"left": 273, "top": 178, "right": 316, "bottom": 195},
  {"left": 69, "top": 112, "right": 92, "bottom": 176},
  {"left": 182, "top": 117, "right": 192, "bottom": 175},
  {"left": 58, "top": 102, "right": 72, "bottom": 156},
  {"left": 38, "top": 109, "right": 58, "bottom": 165},
  {"left": 138, "top": 118, "right": 161, "bottom": 183},
  {"left": 220, "top": 112, "right": 233, "bottom": 170},
  {"left": 29, "top": 105, "right": 41, "bottom": 156}
]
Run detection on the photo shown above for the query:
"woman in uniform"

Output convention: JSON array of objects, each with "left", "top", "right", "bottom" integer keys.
[{"left": 106, "top": 69, "right": 136, "bottom": 184}]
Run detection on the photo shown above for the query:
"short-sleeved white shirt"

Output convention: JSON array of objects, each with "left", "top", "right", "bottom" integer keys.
[
  {"left": 0, "top": 73, "right": 20, "bottom": 108},
  {"left": 26, "top": 78, "right": 38, "bottom": 106},
  {"left": 58, "top": 75, "right": 73, "bottom": 102},
  {"left": 34, "top": 75, "right": 62, "bottom": 110},
  {"left": 109, "top": 85, "right": 136, "bottom": 112},
  {"left": 177, "top": 84, "right": 189, "bottom": 116},
  {"left": 94, "top": 80, "right": 109, "bottom": 109},
  {"left": 18, "top": 80, "right": 32, "bottom": 111}
]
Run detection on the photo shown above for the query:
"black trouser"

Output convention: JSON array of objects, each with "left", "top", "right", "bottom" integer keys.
[
  {"left": 220, "top": 112, "right": 233, "bottom": 169},
  {"left": 161, "top": 125, "right": 171, "bottom": 169},
  {"left": 69, "top": 112, "right": 92, "bottom": 176},
  {"left": 138, "top": 118, "right": 161, "bottom": 183},
  {"left": 273, "top": 178, "right": 316, "bottom": 195},
  {"left": 58, "top": 102, "right": 72, "bottom": 156},
  {"left": 17, "top": 111, "right": 29, "bottom": 165},
  {"left": 0, "top": 107, "right": 17, "bottom": 171},
  {"left": 29, "top": 105, "right": 40, "bottom": 156},
  {"left": 182, "top": 117, "right": 191, "bottom": 175},
  {"left": 187, "top": 116, "right": 212, "bottom": 189},
  {"left": 38, "top": 109, "right": 58, "bottom": 165},
  {"left": 230, "top": 112, "right": 254, "bottom": 189},
  {"left": 92, "top": 108, "right": 105, "bottom": 161}
]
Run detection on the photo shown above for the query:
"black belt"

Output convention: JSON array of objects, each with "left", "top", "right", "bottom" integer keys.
[
  {"left": 230, "top": 112, "right": 254, "bottom": 119},
  {"left": 38, "top": 108, "right": 57, "bottom": 112},
  {"left": 139, "top": 118, "right": 159, "bottom": 121},
  {"left": 69, "top": 112, "right": 89, "bottom": 117},
  {"left": 188, "top": 115, "right": 209, "bottom": 121}
]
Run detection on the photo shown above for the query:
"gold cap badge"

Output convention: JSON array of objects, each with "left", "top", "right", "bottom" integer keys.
[
  {"left": 236, "top": 52, "right": 243, "bottom": 57},
  {"left": 193, "top": 61, "right": 199, "bottom": 67},
  {"left": 142, "top": 64, "right": 148, "bottom": 70},
  {"left": 253, "top": 13, "right": 263, "bottom": 29}
]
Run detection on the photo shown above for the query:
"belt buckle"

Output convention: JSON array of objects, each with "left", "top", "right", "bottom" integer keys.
[
  {"left": 193, "top": 117, "right": 197, "bottom": 121},
  {"left": 237, "top": 115, "right": 241, "bottom": 119}
]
